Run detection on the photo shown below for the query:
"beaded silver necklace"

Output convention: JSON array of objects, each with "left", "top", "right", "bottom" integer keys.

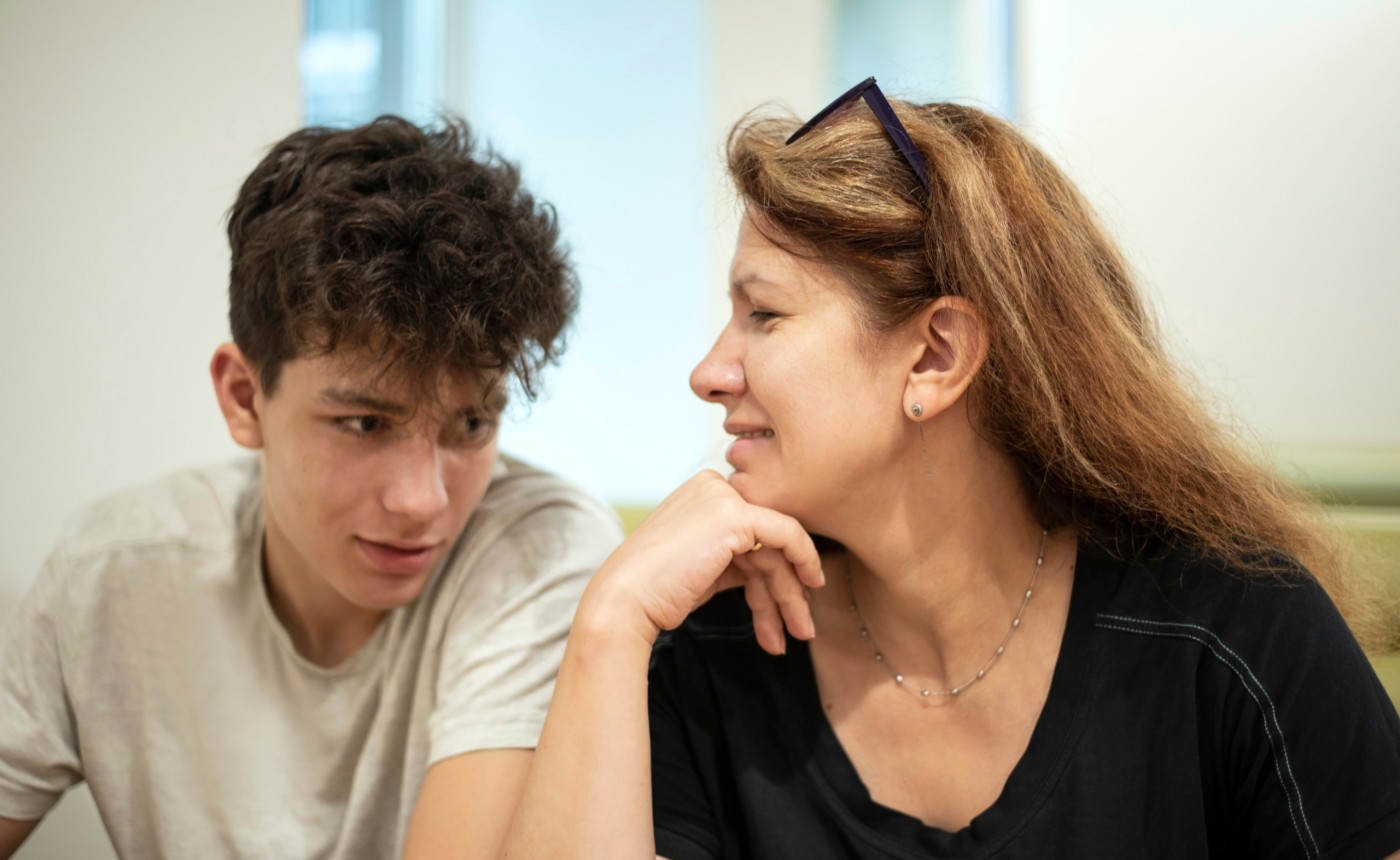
[{"left": 846, "top": 528, "right": 1048, "bottom": 701}]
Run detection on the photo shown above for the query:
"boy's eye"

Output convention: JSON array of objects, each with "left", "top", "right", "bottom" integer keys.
[
  {"left": 446, "top": 413, "right": 498, "bottom": 447},
  {"left": 334, "top": 415, "right": 387, "bottom": 436}
]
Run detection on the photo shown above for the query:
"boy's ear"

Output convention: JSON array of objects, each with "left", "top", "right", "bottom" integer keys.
[{"left": 210, "top": 343, "right": 265, "bottom": 450}]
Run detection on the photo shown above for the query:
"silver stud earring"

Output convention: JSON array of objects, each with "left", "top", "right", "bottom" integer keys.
[{"left": 911, "top": 403, "right": 923, "bottom": 418}]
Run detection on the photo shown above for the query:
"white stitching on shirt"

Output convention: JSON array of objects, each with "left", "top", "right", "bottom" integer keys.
[
  {"left": 1095, "top": 615, "right": 1319, "bottom": 858},
  {"left": 1097, "top": 614, "right": 1318, "bottom": 854}
]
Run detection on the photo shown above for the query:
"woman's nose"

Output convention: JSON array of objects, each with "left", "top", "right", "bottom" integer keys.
[{"left": 689, "top": 326, "right": 746, "bottom": 404}]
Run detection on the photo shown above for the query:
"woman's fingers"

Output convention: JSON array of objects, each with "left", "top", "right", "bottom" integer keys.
[
  {"left": 731, "top": 503, "right": 825, "bottom": 591},
  {"left": 737, "top": 560, "right": 787, "bottom": 655},
  {"left": 590, "top": 470, "right": 826, "bottom": 644},
  {"left": 724, "top": 493, "right": 822, "bottom": 653},
  {"left": 702, "top": 556, "right": 811, "bottom": 656},
  {"left": 696, "top": 565, "right": 748, "bottom": 607},
  {"left": 741, "top": 548, "right": 815, "bottom": 643}
]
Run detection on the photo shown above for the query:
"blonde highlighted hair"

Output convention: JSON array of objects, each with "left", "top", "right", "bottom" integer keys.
[{"left": 728, "top": 100, "right": 1392, "bottom": 652}]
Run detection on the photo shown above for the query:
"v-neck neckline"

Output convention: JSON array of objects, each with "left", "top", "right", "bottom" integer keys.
[{"left": 785, "top": 542, "right": 1111, "bottom": 859}]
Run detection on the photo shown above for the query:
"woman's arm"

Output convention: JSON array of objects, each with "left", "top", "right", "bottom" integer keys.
[
  {"left": 401, "top": 749, "right": 533, "bottom": 860},
  {"left": 0, "top": 816, "right": 39, "bottom": 859},
  {"left": 499, "top": 604, "right": 657, "bottom": 859},
  {"left": 500, "top": 471, "right": 822, "bottom": 860}
]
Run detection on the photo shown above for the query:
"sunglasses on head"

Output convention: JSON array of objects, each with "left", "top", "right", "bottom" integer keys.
[{"left": 785, "top": 76, "right": 931, "bottom": 194}]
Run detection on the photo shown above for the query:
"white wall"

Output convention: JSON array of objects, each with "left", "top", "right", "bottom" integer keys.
[
  {"left": 1018, "top": 0, "right": 1400, "bottom": 447},
  {"left": 0, "top": 0, "right": 301, "bottom": 855}
]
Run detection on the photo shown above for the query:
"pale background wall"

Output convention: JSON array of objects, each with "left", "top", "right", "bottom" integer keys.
[
  {"left": 0, "top": 2, "right": 301, "bottom": 857},
  {"left": 1018, "top": 0, "right": 1400, "bottom": 447},
  {"left": 1, "top": 0, "right": 1396, "bottom": 856}
]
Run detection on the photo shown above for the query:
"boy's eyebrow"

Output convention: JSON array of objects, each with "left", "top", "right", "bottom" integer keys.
[
  {"left": 316, "top": 388, "right": 411, "bottom": 416},
  {"left": 319, "top": 385, "right": 507, "bottom": 416}
]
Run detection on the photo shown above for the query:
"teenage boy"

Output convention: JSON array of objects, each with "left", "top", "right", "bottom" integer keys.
[{"left": 0, "top": 117, "right": 621, "bottom": 859}]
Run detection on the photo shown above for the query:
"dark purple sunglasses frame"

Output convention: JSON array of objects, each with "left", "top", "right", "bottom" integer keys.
[{"left": 785, "top": 76, "right": 931, "bottom": 193}]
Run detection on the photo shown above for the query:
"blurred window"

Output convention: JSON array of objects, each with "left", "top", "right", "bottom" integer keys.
[
  {"left": 302, "top": 0, "right": 443, "bottom": 127},
  {"left": 300, "top": 0, "right": 713, "bottom": 505},
  {"left": 833, "top": 0, "right": 1018, "bottom": 120}
]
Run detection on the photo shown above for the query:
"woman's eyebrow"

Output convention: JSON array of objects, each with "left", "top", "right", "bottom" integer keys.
[{"left": 730, "top": 273, "right": 780, "bottom": 300}]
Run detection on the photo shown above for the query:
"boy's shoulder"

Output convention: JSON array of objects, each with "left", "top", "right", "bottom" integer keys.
[
  {"left": 429, "top": 455, "right": 622, "bottom": 604},
  {"left": 20, "top": 458, "right": 260, "bottom": 635},
  {"left": 55, "top": 457, "right": 259, "bottom": 566},
  {"left": 468, "top": 453, "right": 621, "bottom": 540}
]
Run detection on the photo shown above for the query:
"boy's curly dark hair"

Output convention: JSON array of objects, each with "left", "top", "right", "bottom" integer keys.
[{"left": 227, "top": 115, "right": 578, "bottom": 400}]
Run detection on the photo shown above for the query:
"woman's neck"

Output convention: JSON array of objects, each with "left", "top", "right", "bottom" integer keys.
[{"left": 812, "top": 419, "right": 1059, "bottom": 689}]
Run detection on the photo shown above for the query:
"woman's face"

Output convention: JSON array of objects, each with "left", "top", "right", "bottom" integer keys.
[{"left": 690, "top": 216, "right": 911, "bottom": 531}]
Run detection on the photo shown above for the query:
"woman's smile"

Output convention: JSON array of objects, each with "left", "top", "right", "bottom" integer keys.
[{"left": 725, "top": 425, "right": 776, "bottom": 465}]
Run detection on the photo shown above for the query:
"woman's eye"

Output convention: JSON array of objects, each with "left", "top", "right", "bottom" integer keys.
[
  {"left": 748, "top": 308, "right": 778, "bottom": 324},
  {"left": 334, "top": 415, "right": 386, "bottom": 436}
]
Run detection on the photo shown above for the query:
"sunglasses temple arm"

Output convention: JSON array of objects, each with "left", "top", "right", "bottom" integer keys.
[{"left": 860, "top": 89, "right": 932, "bottom": 193}]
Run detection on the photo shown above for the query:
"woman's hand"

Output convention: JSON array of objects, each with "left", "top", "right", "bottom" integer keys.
[
  {"left": 503, "top": 471, "right": 814, "bottom": 859},
  {"left": 580, "top": 470, "right": 825, "bottom": 654}
]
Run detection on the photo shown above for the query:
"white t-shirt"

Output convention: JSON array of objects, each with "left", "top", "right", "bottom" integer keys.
[{"left": 0, "top": 455, "right": 621, "bottom": 858}]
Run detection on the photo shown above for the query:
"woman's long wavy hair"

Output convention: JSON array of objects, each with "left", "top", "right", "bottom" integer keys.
[{"left": 728, "top": 99, "right": 1392, "bottom": 652}]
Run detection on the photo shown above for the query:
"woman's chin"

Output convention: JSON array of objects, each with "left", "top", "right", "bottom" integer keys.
[
  {"left": 725, "top": 469, "right": 763, "bottom": 504},
  {"left": 726, "top": 471, "right": 809, "bottom": 523}
]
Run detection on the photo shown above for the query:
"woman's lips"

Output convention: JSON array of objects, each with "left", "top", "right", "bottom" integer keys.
[
  {"left": 726, "top": 429, "right": 774, "bottom": 465},
  {"left": 356, "top": 538, "right": 440, "bottom": 576}
]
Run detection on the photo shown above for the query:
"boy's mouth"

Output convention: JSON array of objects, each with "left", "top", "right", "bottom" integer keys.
[{"left": 356, "top": 538, "right": 440, "bottom": 576}]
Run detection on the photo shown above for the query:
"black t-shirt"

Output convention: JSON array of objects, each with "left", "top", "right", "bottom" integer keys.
[{"left": 649, "top": 538, "right": 1400, "bottom": 859}]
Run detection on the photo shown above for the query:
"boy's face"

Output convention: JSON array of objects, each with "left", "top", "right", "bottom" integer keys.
[{"left": 236, "top": 348, "right": 502, "bottom": 614}]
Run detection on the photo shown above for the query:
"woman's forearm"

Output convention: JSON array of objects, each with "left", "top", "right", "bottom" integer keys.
[
  {"left": 501, "top": 600, "right": 659, "bottom": 860},
  {"left": 500, "top": 471, "right": 821, "bottom": 858}
]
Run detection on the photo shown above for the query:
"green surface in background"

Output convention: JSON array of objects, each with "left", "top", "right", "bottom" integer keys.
[
  {"left": 1330, "top": 506, "right": 1400, "bottom": 707},
  {"left": 1272, "top": 442, "right": 1400, "bottom": 507},
  {"left": 615, "top": 506, "right": 651, "bottom": 536},
  {"left": 1374, "top": 653, "right": 1400, "bottom": 711}
]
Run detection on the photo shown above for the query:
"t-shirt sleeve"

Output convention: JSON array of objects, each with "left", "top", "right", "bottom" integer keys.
[
  {"left": 649, "top": 636, "right": 723, "bottom": 860},
  {"left": 0, "top": 547, "right": 84, "bottom": 820},
  {"left": 426, "top": 499, "right": 621, "bottom": 765},
  {"left": 1211, "top": 577, "right": 1400, "bottom": 859}
]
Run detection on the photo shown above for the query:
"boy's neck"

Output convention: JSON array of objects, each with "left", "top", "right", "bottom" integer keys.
[{"left": 261, "top": 529, "right": 386, "bottom": 668}]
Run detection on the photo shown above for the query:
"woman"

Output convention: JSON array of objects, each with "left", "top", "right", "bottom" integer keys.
[{"left": 502, "top": 80, "right": 1400, "bottom": 858}]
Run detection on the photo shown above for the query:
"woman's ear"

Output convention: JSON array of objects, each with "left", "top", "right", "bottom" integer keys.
[
  {"left": 902, "top": 296, "right": 988, "bottom": 421},
  {"left": 210, "top": 343, "right": 265, "bottom": 450}
]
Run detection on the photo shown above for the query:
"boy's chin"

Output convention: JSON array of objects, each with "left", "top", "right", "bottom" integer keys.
[{"left": 341, "top": 572, "right": 432, "bottom": 613}]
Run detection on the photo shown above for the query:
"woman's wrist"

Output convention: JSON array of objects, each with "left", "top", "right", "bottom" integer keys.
[{"left": 572, "top": 581, "right": 664, "bottom": 657}]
